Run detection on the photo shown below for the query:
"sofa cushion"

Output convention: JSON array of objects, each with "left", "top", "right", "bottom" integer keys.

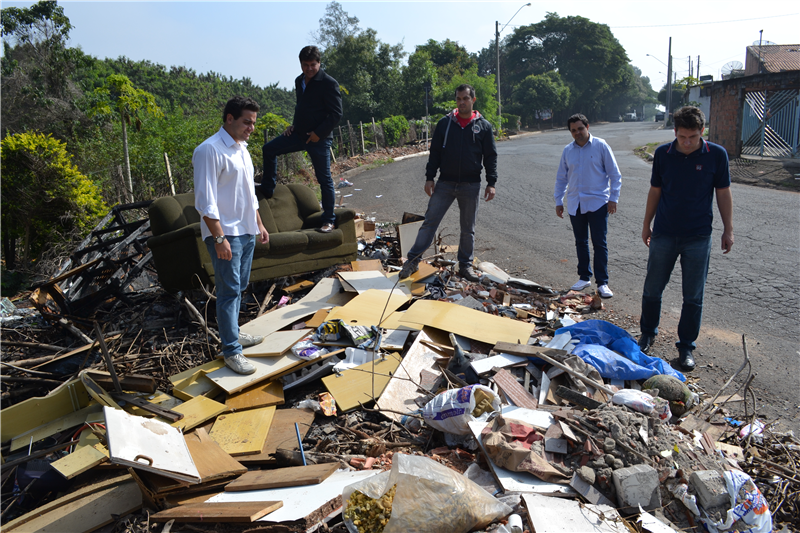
[
  {"left": 300, "top": 228, "right": 344, "bottom": 251},
  {"left": 149, "top": 196, "right": 188, "bottom": 236},
  {"left": 266, "top": 231, "right": 308, "bottom": 255},
  {"left": 258, "top": 200, "right": 278, "bottom": 235},
  {"left": 269, "top": 185, "right": 305, "bottom": 232},
  {"left": 287, "top": 183, "right": 322, "bottom": 218}
]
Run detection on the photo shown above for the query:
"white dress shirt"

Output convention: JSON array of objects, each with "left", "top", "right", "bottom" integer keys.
[
  {"left": 193, "top": 127, "right": 259, "bottom": 241},
  {"left": 554, "top": 134, "right": 622, "bottom": 216}
]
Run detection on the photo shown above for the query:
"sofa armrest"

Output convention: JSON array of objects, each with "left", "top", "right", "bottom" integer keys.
[
  {"left": 146, "top": 224, "right": 201, "bottom": 249},
  {"left": 303, "top": 208, "right": 355, "bottom": 229}
]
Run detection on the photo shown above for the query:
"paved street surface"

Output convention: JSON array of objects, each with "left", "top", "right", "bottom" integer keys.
[{"left": 345, "top": 122, "right": 800, "bottom": 432}]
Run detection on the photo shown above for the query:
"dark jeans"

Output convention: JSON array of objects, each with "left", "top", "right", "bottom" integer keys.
[
  {"left": 261, "top": 133, "right": 335, "bottom": 225},
  {"left": 569, "top": 203, "right": 609, "bottom": 285},
  {"left": 406, "top": 181, "right": 481, "bottom": 269},
  {"left": 640, "top": 233, "right": 712, "bottom": 351}
]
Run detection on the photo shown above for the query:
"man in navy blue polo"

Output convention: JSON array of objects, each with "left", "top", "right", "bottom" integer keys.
[{"left": 638, "top": 106, "right": 734, "bottom": 371}]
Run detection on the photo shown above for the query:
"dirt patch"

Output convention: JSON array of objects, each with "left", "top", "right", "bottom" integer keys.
[
  {"left": 728, "top": 158, "right": 800, "bottom": 191},
  {"left": 331, "top": 144, "right": 429, "bottom": 177}
]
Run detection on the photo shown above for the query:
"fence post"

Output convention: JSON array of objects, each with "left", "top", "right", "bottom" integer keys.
[
  {"left": 338, "top": 125, "right": 344, "bottom": 159},
  {"left": 371, "top": 118, "right": 379, "bottom": 149},
  {"left": 346, "top": 120, "right": 355, "bottom": 157},
  {"left": 359, "top": 121, "right": 366, "bottom": 154},
  {"left": 163, "top": 152, "right": 176, "bottom": 195}
]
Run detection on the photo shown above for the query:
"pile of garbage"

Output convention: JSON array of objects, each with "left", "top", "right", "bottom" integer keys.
[{"left": 0, "top": 221, "right": 796, "bottom": 533}]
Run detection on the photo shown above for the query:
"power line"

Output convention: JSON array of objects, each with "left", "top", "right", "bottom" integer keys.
[{"left": 611, "top": 13, "right": 797, "bottom": 29}]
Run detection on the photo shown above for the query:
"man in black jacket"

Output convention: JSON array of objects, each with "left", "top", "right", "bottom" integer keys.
[
  {"left": 257, "top": 46, "right": 343, "bottom": 233},
  {"left": 400, "top": 84, "right": 497, "bottom": 282}
]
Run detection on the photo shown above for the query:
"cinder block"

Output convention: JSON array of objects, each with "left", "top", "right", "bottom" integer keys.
[
  {"left": 612, "top": 464, "right": 661, "bottom": 512},
  {"left": 690, "top": 470, "right": 730, "bottom": 510}
]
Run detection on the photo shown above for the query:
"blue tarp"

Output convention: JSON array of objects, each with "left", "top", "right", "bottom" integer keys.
[{"left": 555, "top": 320, "right": 686, "bottom": 382}]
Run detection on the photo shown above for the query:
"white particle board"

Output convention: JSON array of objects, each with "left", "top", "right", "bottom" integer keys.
[
  {"left": 337, "top": 271, "right": 396, "bottom": 294},
  {"left": 522, "top": 493, "right": 626, "bottom": 533},
  {"left": 207, "top": 354, "right": 305, "bottom": 395},
  {"left": 243, "top": 329, "right": 312, "bottom": 357},
  {"left": 398, "top": 220, "right": 424, "bottom": 259},
  {"left": 470, "top": 353, "right": 527, "bottom": 375}
]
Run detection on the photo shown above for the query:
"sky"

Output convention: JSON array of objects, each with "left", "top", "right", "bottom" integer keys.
[{"left": 3, "top": 1, "right": 799, "bottom": 94}]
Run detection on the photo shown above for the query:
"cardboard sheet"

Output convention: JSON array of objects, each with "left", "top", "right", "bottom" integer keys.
[{"left": 325, "top": 289, "right": 410, "bottom": 327}]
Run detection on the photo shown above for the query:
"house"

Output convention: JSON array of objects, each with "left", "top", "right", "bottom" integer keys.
[{"left": 744, "top": 44, "right": 800, "bottom": 75}]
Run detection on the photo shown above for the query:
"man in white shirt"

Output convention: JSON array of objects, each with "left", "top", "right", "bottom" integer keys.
[{"left": 194, "top": 96, "right": 269, "bottom": 375}]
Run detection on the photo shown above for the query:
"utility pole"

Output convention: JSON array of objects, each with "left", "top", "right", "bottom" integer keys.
[
  {"left": 666, "top": 37, "right": 673, "bottom": 127},
  {"left": 496, "top": 21, "right": 501, "bottom": 130},
  {"left": 697, "top": 55, "right": 700, "bottom": 79},
  {"left": 688, "top": 56, "right": 692, "bottom": 78}
]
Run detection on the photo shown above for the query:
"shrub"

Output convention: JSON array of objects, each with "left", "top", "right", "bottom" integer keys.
[{"left": 380, "top": 115, "right": 410, "bottom": 147}]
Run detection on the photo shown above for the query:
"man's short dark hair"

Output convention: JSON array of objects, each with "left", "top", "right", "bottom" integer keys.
[
  {"left": 455, "top": 84, "right": 475, "bottom": 98},
  {"left": 299, "top": 46, "right": 321, "bottom": 63},
  {"left": 222, "top": 96, "right": 260, "bottom": 123},
  {"left": 673, "top": 106, "right": 705, "bottom": 131},
  {"left": 567, "top": 114, "right": 589, "bottom": 128}
]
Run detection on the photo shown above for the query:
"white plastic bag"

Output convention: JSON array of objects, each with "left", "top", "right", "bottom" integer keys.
[
  {"left": 700, "top": 470, "right": 772, "bottom": 533},
  {"left": 422, "top": 384, "right": 501, "bottom": 435},
  {"left": 343, "top": 454, "right": 511, "bottom": 533},
  {"left": 612, "top": 389, "right": 656, "bottom": 414}
]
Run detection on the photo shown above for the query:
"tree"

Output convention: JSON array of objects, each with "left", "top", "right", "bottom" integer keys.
[
  {"left": 658, "top": 76, "right": 699, "bottom": 113},
  {"left": 310, "top": 1, "right": 360, "bottom": 50},
  {"left": 415, "top": 39, "right": 477, "bottom": 85},
  {"left": 400, "top": 50, "right": 438, "bottom": 119},
  {"left": 91, "top": 74, "right": 162, "bottom": 201},
  {"left": 1, "top": 132, "right": 107, "bottom": 268},
  {"left": 512, "top": 71, "right": 570, "bottom": 127}
]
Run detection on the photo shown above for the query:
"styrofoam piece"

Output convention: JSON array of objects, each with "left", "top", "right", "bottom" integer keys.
[
  {"left": 523, "top": 493, "right": 625, "bottom": 533},
  {"left": 333, "top": 347, "right": 380, "bottom": 372},
  {"left": 470, "top": 353, "right": 526, "bottom": 375}
]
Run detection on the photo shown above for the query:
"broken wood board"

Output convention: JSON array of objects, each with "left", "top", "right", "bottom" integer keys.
[
  {"left": 1, "top": 378, "right": 92, "bottom": 443},
  {"left": 152, "top": 501, "right": 283, "bottom": 523},
  {"left": 400, "top": 300, "right": 535, "bottom": 345},
  {"left": 86, "top": 371, "right": 156, "bottom": 393},
  {"left": 381, "top": 329, "right": 411, "bottom": 351},
  {"left": 398, "top": 220, "right": 423, "bottom": 259},
  {"left": 378, "top": 310, "right": 423, "bottom": 331},
  {"left": 10, "top": 403, "right": 102, "bottom": 452},
  {"left": 679, "top": 413, "right": 727, "bottom": 442},
  {"left": 225, "top": 463, "right": 338, "bottom": 491},
  {"left": 338, "top": 270, "right": 394, "bottom": 293},
  {"left": 407, "top": 261, "right": 438, "bottom": 282},
  {"left": 471, "top": 353, "right": 527, "bottom": 376},
  {"left": 185, "top": 428, "right": 247, "bottom": 483},
  {"left": 305, "top": 308, "right": 330, "bottom": 328},
  {"left": 376, "top": 330, "right": 441, "bottom": 423},
  {"left": 168, "top": 395, "right": 229, "bottom": 432},
  {"left": 226, "top": 380, "right": 284, "bottom": 411},
  {"left": 243, "top": 328, "right": 312, "bottom": 357},
  {"left": 30, "top": 333, "right": 121, "bottom": 371},
  {"left": 522, "top": 493, "right": 625, "bottom": 533},
  {"left": 51, "top": 443, "right": 108, "bottom": 479},
  {"left": 104, "top": 406, "right": 200, "bottom": 483},
  {"left": 209, "top": 406, "right": 275, "bottom": 456},
  {"left": 169, "top": 359, "right": 225, "bottom": 388},
  {"left": 477, "top": 261, "right": 510, "bottom": 284},
  {"left": 326, "top": 289, "right": 410, "bottom": 328},
  {"left": 208, "top": 470, "right": 379, "bottom": 525},
  {"left": 237, "top": 408, "right": 315, "bottom": 465},
  {"left": 351, "top": 259, "right": 383, "bottom": 272},
  {"left": 322, "top": 353, "right": 402, "bottom": 412},
  {"left": 206, "top": 353, "right": 306, "bottom": 395},
  {"left": 3, "top": 475, "right": 141, "bottom": 532},
  {"left": 171, "top": 372, "right": 220, "bottom": 401},
  {"left": 240, "top": 277, "right": 343, "bottom": 338},
  {"left": 492, "top": 367, "right": 539, "bottom": 409},
  {"left": 284, "top": 279, "right": 314, "bottom": 293},
  {"left": 127, "top": 390, "right": 183, "bottom": 418}
]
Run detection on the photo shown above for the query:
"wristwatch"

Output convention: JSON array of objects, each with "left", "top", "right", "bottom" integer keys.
[{"left": 214, "top": 235, "right": 225, "bottom": 244}]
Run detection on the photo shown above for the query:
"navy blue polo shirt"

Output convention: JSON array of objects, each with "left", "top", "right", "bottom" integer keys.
[{"left": 651, "top": 139, "right": 730, "bottom": 237}]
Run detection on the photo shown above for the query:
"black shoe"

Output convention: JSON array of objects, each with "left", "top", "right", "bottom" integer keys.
[
  {"left": 459, "top": 265, "right": 482, "bottom": 283},
  {"left": 638, "top": 334, "right": 655, "bottom": 354},
  {"left": 678, "top": 347, "right": 696, "bottom": 371}
]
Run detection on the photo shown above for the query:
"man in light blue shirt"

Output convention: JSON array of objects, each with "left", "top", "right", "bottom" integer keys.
[{"left": 554, "top": 114, "right": 622, "bottom": 298}]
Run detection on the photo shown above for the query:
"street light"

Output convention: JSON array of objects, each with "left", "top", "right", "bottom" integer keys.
[
  {"left": 496, "top": 2, "right": 531, "bottom": 135},
  {"left": 646, "top": 53, "right": 668, "bottom": 68},
  {"left": 647, "top": 41, "right": 674, "bottom": 126}
]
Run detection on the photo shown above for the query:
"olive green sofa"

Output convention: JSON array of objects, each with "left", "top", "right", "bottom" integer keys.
[{"left": 147, "top": 184, "right": 357, "bottom": 292}]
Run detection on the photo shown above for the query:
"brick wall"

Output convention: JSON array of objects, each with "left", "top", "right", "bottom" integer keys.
[{"left": 707, "top": 71, "right": 800, "bottom": 158}]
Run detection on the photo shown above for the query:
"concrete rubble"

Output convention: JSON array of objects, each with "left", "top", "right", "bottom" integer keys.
[{"left": 0, "top": 217, "right": 796, "bottom": 533}]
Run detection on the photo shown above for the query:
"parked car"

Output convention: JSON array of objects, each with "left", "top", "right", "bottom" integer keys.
[{"left": 655, "top": 112, "right": 665, "bottom": 122}]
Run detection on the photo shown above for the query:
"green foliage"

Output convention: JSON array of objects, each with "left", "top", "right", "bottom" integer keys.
[
  {"left": 91, "top": 73, "right": 163, "bottom": 122},
  {"left": 512, "top": 71, "right": 571, "bottom": 126},
  {"left": 311, "top": 1, "right": 360, "bottom": 50},
  {"left": 502, "top": 114, "right": 521, "bottom": 132},
  {"left": 1, "top": 131, "right": 107, "bottom": 265},
  {"left": 380, "top": 115, "right": 410, "bottom": 147},
  {"left": 415, "top": 39, "right": 477, "bottom": 85},
  {"left": 438, "top": 66, "right": 499, "bottom": 131},
  {"left": 400, "top": 50, "right": 438, "bottom": 119},
  {"left": 259, "top": 112, "right": 290, "bottom": 140}
]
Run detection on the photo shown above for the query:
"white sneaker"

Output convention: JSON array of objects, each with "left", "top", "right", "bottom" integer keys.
[
  {"left": 598, "top": 284, "right": 614, "bottom": 298},
  {"left": 570, "top": 279, "right": 591, "bottom": 291},
  {"left": 239, "top": 332, "right": 264, "bottom": 348},
  {"left": 225, "top": 354, "right": 256, "bottom": 375}
]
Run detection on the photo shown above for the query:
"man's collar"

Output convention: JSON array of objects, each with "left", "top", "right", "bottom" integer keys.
[
  {"left": 304, "top": 69, "right": 325, "bottom": 85},
  {"left": 219, "top": 126, "right": 247, "bottom": 148},
  {"left": 668, "top": 138, "right": 707, "bottom": 156},
  {"left": 573, "top": 133, "right": 593, "bottom": 147}
]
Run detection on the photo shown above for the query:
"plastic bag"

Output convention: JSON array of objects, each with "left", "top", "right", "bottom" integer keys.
[
  {"left": 697, "top": 470, "right": 772, "bottom": 533},
  {"left": 612, "top": 389, "right": 656, "bottom": 413},
  {"left": 291, "top": 335, "right": 328, "bottom": 360},
  {"left": 422, "top": 385, "right": 501, "bottom": 435},
  {"left": 556, "top": 320, "right": 686, "bottom": 382},
  {"left": 343, "top": 454, "right": 511, "bottom": 533}
]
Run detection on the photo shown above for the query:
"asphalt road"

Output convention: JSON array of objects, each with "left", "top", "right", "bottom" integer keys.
[{"left": 345, "top": 121, "right": 800, "bottom": 432}]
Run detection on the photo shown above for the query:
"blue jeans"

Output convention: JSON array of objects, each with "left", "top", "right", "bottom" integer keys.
[
  {"left": 205, "top": 235, "right": 255, "bottom": 357},
  {"left": 569, "top": 203, "right": 609, "bottom": 285},
  {"left": 406, "top": 181, "right": 481, "bottom": 268},
  {"left": 640, "top": 233, "right": 712, "bottom": 351},
  {"left": 261, "top": 133, "right": 335, "bottom": 225}
]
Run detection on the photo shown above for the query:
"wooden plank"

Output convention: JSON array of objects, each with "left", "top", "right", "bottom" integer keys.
[
  {"left": 171, "top": 372, "right": 220, "bottom": 401},
  {"left": 305, "top": 308, "right": 330, "bottom": 328},
  {"left": 10, "top": 403, "right": 102, "bottom": 452},
  {"left": 492, "top": 368, "right": 539, "bottom": 409},
  {"left": 381, "top": 329, "right": 410, "bottom": 351},
  {"left": 169, "top": 359, "right": 225, "bottom": 387},
  {"left": 351, "top": 259, "right": 383, "bottom": 272},
  {"left": 3, "top": 478, "right": 141, "bottom": 532},
  {"left": 284, "top": 279, "right": 314, "bottom": 293},
  {"left": 322, "top": 353, "right": 402, "bottom": 412},
  {"left": 185, "top": 427, "right": 247, "bottom": 482},
  {"left": 168, "top": 395, "right": 229, "bottom": 431},
  {"left": 209, "top": 406, "right": 275, "bottom": 456},
  {"left": 225, "top": 463, "right": 338, "bottom": 491},
  {"left": 127, "top": 390, "right": 183, "bottom": 418},
  {"left": 238, "top": 408, "right": 315, "bottom": 465},
  {"left": 1, "top": 378, "right": 92, "bottom": 443},
  {"left": 29, "top": 334, "right": 121, "bottom": 370},
  {"left": 51, "top": 443, "right": 108, "bottom": 479},
  {"left": 151, "top": 501, "right": 283, "bottom": 523},
  {"left": 376, "top": 330, "right": 441, "bottom": 423},
  {"left": 408, "top": 261, "right": 438, "bottom": 282},
  {"left": 400, "top": 300, "right": 535, "bottom": 345},
  {"left": 206, "top": 353, "right": 306, "bottom": 395},
  {"left": 556, "top": 385, "right": 603, "bottom": 410},
  {"left": 86, "top": 372, "right": 156, "bottom": 393},
  {"left": 243, "top": 329, "right": 312, "bottom": 357},
  {"left": 326, "top": 289, "right": 410, "bottom": 327},
  {"left": 226, "top": 380, "right": 284, "bottom": 411}
]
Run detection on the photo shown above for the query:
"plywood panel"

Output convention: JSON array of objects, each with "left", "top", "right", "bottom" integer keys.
[
  {"left": 351, "top": 259, "right": 383, "bottom": 272},
  {"left": 226, "top": 380, "right": 284, "bottom": 411},
  {"left": 169, "top": 359, "right": 225, "bottom": 387},
  {"left": 305, "top": 308, "right": 330, "bottom": 328},
  {"left": 379, "top": 311, "right": 423, "bottom": 331},
  {"left": 326, "top": 289, "right": 410, "bottom": 328},
  {"left": 238, "top": 408, "right": 315, "bottom": 465},
  {"left": 322, "top": 353, "right": 402, "bottom": 412},
  {"left": 185, "top": 428, "right": 246, "bottom": 482},
  {"left": 398, "top": 220, "right": 423, "bottom": 259},
  {"left": 400, "top": 299, "right": 534, "bottom": 345},
  {"left": 206, "top": 353, "right": 305, "bottom": 395},
  {"left": 51, "top": 443, "right": 108, "bottom": 479},
  {"left": 151, "top": 501, "right": 283, "bottom": 523},
  {"left": 171, "top": 373, "right": 220, "bottom": 401},
  {"left": 225, "top": 463, "right": 338, "bottom": 491},
  {"left": 169, "top": 395, "right": 229, "bottom": 431},
  {"left": 243, "top": 329, "right": 312, "bottom": 357},
  {"left": 10, "top": 403, "right": 102, "bottom": 452},
  {"left": 209, "top": 406, "right": 275, "bottom": 456},
  {"left": 338, "top": 271, "right": 397, "bottom": 294}
]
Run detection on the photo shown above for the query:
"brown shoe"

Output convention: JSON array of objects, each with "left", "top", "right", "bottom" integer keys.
[{"left": 319, "top": 223, "right": 334, "bottom": 233}]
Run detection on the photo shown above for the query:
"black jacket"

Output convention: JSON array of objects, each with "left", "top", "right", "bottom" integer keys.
[
  {"left": 292, "top": 69, "right": 343, "bottom": 140},
  {"left": 426, "top": 111, "right": 498, "bottom": 186}
]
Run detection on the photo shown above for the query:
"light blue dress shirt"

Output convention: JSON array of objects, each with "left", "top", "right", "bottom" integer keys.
[{"left": 554, "top": 134, "right": 622, "bottom": 216}]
